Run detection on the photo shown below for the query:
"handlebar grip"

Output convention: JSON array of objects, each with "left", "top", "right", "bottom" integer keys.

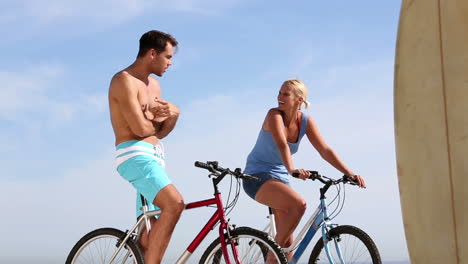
[
  {"left": 195, "top": 161, "right": 223, "bottom": 172},
  {"left": 292, "top": 170, "right": 320, "bottom": 180},
  {"left": 194, "top": 161, "right": 211, "bottom": 170}
]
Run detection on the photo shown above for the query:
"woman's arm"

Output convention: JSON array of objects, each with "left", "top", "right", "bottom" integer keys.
[
  {"left": 265, "top": 109, "right": 294, "bottom": 173},
  {"left": 305, "top": 116, "right": 366, "bottom": 187},
  {"left": 265, "top": 109, "right": 310, "bottom": 179}
]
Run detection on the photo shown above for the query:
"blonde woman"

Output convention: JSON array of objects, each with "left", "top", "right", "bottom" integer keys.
[{"left": 242, "top": 79, "right": 366, "bottom": 260}]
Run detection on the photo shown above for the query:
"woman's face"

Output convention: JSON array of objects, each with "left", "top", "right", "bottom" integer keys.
[{"left": 277, "top": 83, "right": 302, "bottom": 110}]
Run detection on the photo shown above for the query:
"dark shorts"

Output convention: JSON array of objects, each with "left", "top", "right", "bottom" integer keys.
[{"left": 242, "top": 173, "right": 290, "bottom": 200}]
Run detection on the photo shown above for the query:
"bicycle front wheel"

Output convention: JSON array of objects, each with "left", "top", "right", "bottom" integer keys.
[
  {"left": 66, "top": 227, "right": 144, "bottom": 264},
  {"left": 308, "top": 225, "right": 381, "bottom": 264},
  {"left": 200, "top": 226, "right": 287, "bottom": 264}
]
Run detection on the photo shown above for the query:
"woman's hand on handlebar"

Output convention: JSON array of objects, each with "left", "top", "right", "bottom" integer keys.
[
  {"left": 349, "top": 174, "right": 366, "bottom": 188},
  {"left": 291, "top": 169, "right": 310, "bottom": 180}
]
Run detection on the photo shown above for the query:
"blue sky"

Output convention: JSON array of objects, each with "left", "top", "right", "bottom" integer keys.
[{"left": 0, "top": 1, "right": 407, "bottom": 263}]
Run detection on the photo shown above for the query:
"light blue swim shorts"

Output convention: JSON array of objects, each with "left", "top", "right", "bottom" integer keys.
[{"left": 115, "top": 140, "right": 171, "bottom": 218}]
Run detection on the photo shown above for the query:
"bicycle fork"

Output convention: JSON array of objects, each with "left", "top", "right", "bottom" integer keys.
[
  {"left": 221, "top": 220, "right": 242, "bottom": 264},
  {"left": 322, "top": 221, "right": 345, "bottom": 264}
]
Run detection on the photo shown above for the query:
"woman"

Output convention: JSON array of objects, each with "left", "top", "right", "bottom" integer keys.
[{"left": 243, "top": 79, "right": 366, "bottom": 260}]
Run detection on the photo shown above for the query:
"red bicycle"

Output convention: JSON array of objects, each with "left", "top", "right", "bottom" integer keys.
[{"left": 66, "top": 161, "right": 287, "bottom": 264}]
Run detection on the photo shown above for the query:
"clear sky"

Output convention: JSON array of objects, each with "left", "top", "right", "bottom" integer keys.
[{"left": 0, "top": 0, "right": 408, "bottom": 263}]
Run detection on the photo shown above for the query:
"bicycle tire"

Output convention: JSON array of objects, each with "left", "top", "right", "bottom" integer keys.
[
  {"left": 66, "top": 227, "right": 144, "bottom": 264},
  {"left": 308, "top": 225, "right": 381, "bottom": 264},
  {"left": 200, "top": 226, "right": 288, "bottom": 264}
]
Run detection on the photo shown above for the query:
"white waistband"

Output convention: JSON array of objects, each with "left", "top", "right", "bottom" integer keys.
[
  {"left": 116, "top": 145, "right": 156, "bottom": 157},
  {"left": 115, "top": 144, "right": 166, "bottom": 169},
  {"left": 115, "top": 152, "right": 165, "bottom": 168}
]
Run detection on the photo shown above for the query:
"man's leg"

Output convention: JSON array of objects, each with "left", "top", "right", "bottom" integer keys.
[
  {"left": 144, "top": 184, "right": 184, "bottom": 264},
  {"left": 138, "top": 217, "right": 156, "bottom": 254}
]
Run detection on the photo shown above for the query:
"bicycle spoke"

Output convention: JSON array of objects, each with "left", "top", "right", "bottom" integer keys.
[
  {"left": 200, "top": 227, "right": 287, "bottom": 264},
  {"left": 71, "top": 234, "right": 139, "bottom": 264},
  {"left": 316, "top": 233, "right": 374, "bottom": 264}
]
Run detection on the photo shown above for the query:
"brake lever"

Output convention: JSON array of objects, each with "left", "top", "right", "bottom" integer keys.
[
  {"left": 208, "top": 172, "right": 219, "bottom": 178},
  {"left": 243, "top": 174, "right": 261, "bottom": 181},
  {"left": 207, "top": 161, "right": 219, "bottom": 170},
  {"left": 343, "top": 175, "right": 359, "bottom": 185}
]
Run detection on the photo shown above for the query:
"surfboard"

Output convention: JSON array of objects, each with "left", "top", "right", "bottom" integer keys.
[{"left": 394, "top": 0, "right": 467, "bottom": 263}]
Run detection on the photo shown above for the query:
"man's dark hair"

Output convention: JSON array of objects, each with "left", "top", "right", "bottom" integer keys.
[{"left": 137, "top": 30, "right": 178, "bottom": 58}]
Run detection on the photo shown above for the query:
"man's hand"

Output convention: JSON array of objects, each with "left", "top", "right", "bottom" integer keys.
[
  {"left": 142, "top": 104, "right": 156, "bottom": 120},
  {"left": 143, "top": 97, "right": 179, "bottom": 123},
  {"left": 166, "top": 101, "right": 180, "bottom": 117},
  {"left": 151, "top": 99, "right": 170, "bottom": 122},
  {"left": 142, "top": 98, "right": 169, "bottom": 122},
  {"left": 152, "top": 98, "right": 180, "bottom": 139}
]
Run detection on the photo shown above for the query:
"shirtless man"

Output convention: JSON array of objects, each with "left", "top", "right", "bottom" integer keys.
[{"left": 108, "top": 30, "right": 184, "bottom": 264}]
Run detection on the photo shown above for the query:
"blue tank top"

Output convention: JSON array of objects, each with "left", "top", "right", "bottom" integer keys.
[{"left": 244, "top": 112, "right": 308, "bottom": 182}]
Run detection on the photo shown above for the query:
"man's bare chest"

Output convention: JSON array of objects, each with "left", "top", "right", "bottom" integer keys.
[{"left": 137, "top": 85, "right": 160, "bottom": 106}]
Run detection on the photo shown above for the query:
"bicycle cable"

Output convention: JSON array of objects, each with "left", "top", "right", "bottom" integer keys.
[
  {"left": 205, "top": 171, "right": 241, "bottom": 214},
  {"left": 225, "top": 176, "right": 242, "bottom": 216},
  {"left": 327, "top": 183, "right": 341, "bottom": 219},
  {"left": 228, "top": 175, "right": 241, "bottom": 214},
  {"left": 225, "top": 172, "right": 233, "bottom": 211},
  {"left": 322, "top": 177, "right": 340, "bottom": 212},
  {"left": 327, "top": 182, "right": 340, "bottom": 208},
  {"left": 332, "top": 183, "right": 347, "bottom": 220},
  {"left": 329, "top": 182, "right": 347, "bottom": 220}
]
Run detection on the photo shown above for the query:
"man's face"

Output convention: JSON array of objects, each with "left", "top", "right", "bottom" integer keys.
[{"left": 152, "top": 42, "right": 174, "bottom": 77}]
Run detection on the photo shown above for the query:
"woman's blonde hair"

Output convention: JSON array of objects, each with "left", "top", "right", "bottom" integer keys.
[{"left": 283, "top": 79, "right": 310, "bottom": 109}]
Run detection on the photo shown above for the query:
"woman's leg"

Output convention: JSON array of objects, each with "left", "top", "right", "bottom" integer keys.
[
  {"left": 254, "top": 179, "right": 306, "bottom": 260},
  {"left": 272, "top": 208, "right": 294, "bottom": 259}
]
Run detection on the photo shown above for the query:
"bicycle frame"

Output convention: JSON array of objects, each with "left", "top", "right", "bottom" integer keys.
[
  {"left": 262, "top": 197, "right": 342, "bottom": 264},
  {"left": 108, "top": 192, "right": 239, "bottom": 264}
]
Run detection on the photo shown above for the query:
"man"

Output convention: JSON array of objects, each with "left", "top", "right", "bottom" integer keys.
[{"left": 108, "top": 30, "right": 184, "bottom": 264}]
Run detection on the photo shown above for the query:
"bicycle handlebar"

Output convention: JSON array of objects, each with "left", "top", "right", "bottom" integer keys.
[
  {"left": 291, "top": 170, "right": 359, "bottom": 186},
  {"left": 194, "top": 161, "right": 214, "bottom": 171},
  {"left": 194, "top": 161, "right": 259, "bottom": 181}
]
